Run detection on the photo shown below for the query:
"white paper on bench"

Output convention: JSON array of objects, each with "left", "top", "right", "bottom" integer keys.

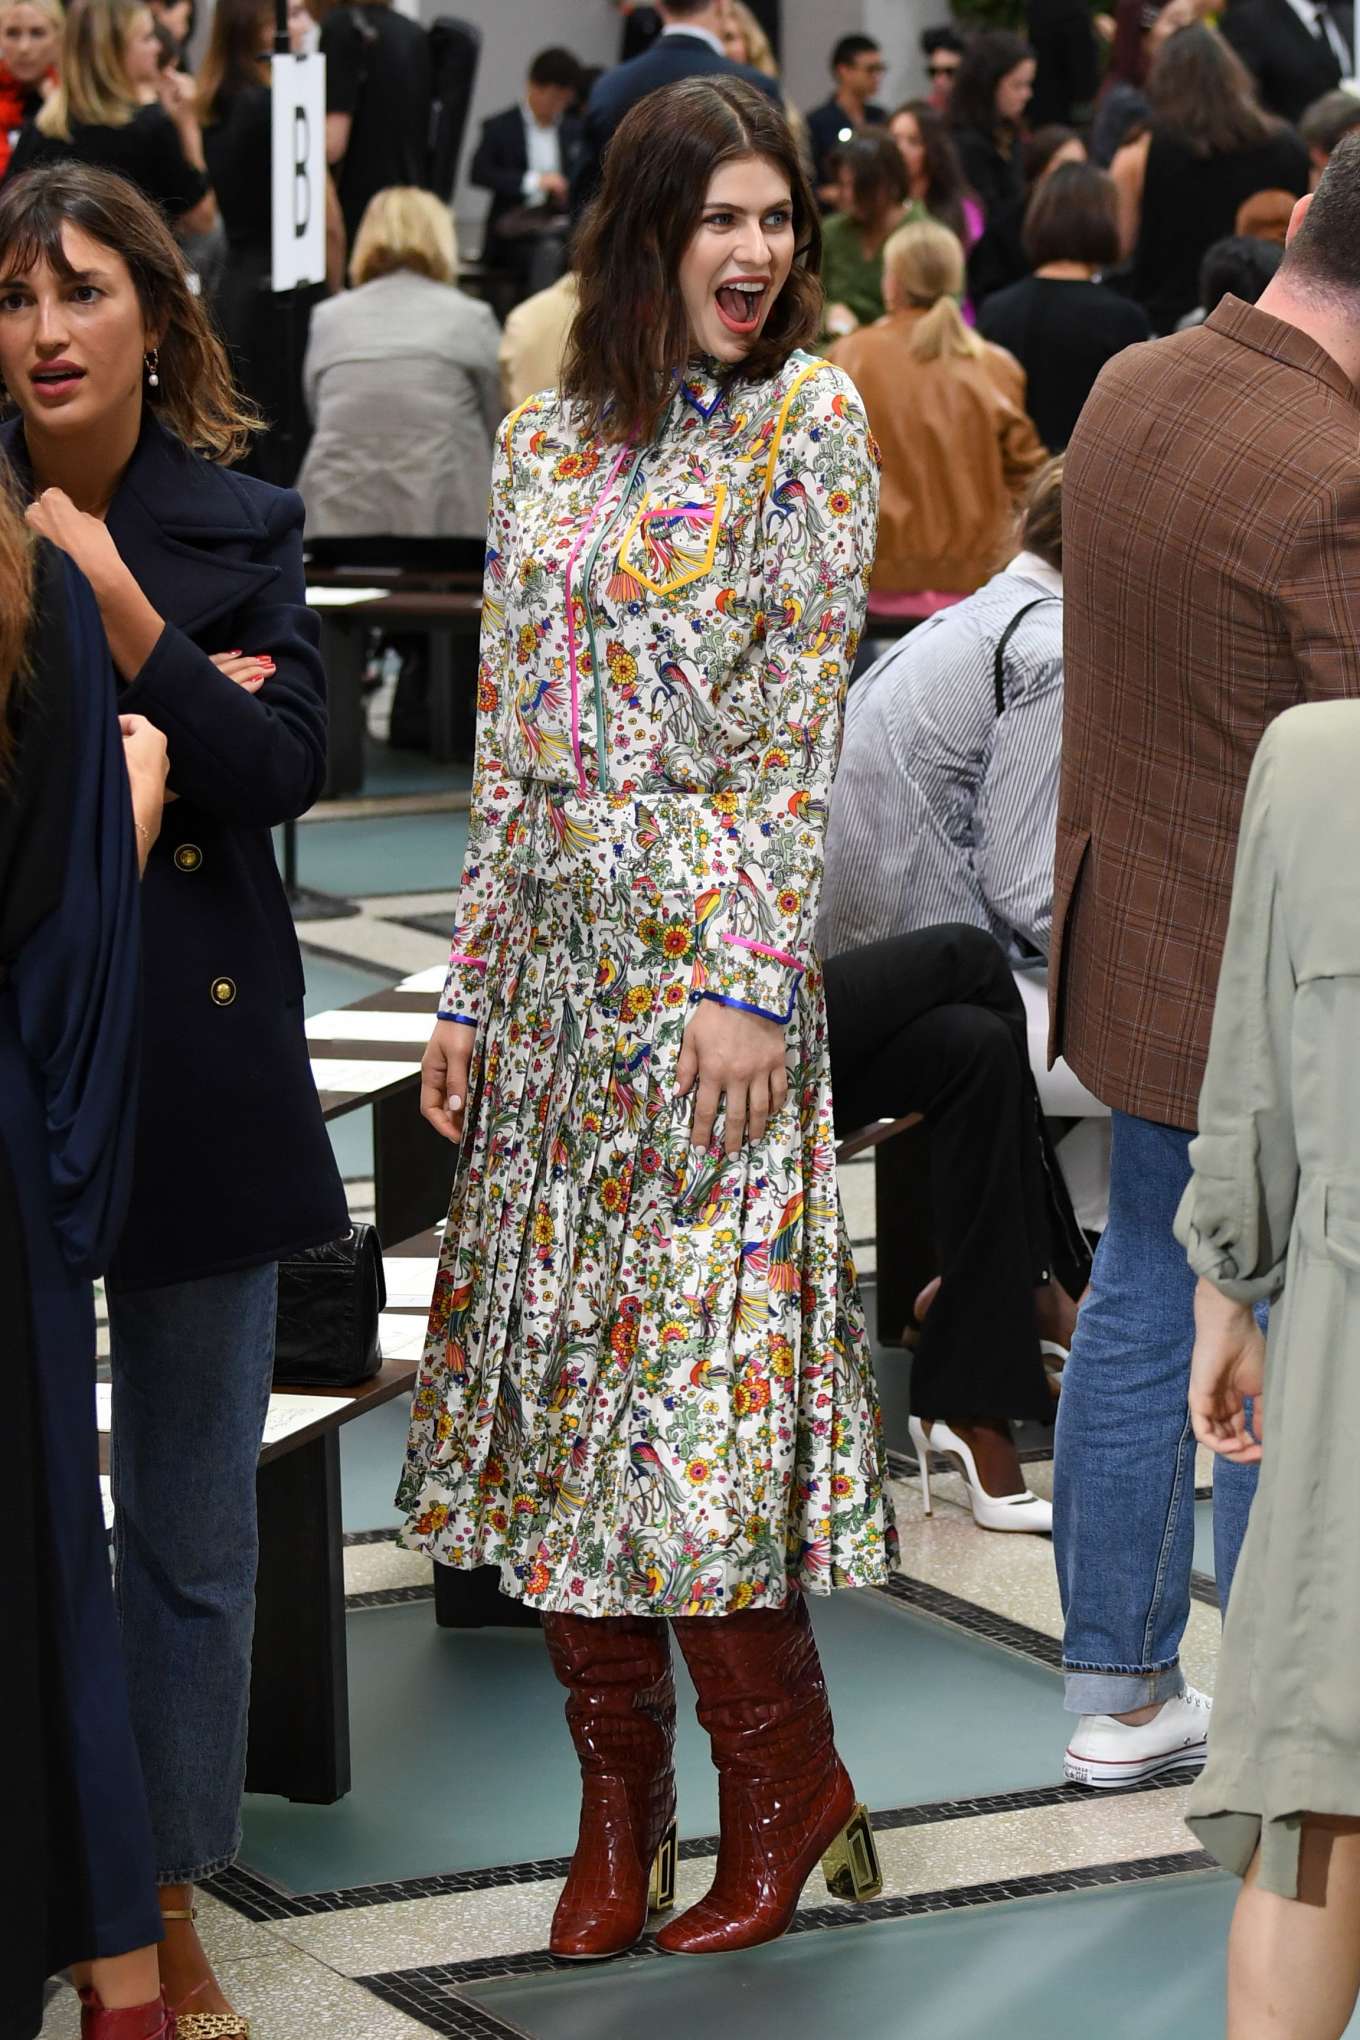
[
  {"left": 310, "top": 1057, "right": 422, "bottom": 1095},
  {"left": 399, "top": 964, "right": 448, "bottom": 993},
  {"left": 382, "top": 1256, "right": 440, "bottom": 1309},
  {"left": 306, "top": 1008, "right": 436, "bottom": 1044},
  {"left": 378, "top": 1312, "right": 428, "bottom": 1358},
  {"left": 262, "top": 1393, "right": 352, "bottom": 1444},
  {"left": 305, "top": 585, "right": 389, "bottom": 607},
  {"left": 95, "top": 1382, "right": 352, "bottom": 1449}
]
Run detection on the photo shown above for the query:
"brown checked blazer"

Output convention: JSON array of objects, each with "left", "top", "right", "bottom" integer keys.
[{"left": 1049, "top": 294, "right": 1360, "bottom": 1131}]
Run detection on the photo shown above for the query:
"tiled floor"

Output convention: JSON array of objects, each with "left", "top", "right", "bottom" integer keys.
[{"left": 46, "top": 745, "right": 1296, "bottom": 2040}]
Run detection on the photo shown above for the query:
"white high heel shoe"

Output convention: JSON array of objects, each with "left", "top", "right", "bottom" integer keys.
[{"left": 907, "top": 1415, "right": 1053, "bottom": 1535}]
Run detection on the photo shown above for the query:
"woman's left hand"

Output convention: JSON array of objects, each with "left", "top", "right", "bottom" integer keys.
[
  {"left": 676, "top": 999, "right": 789, "bottom": 1156},
  {"left": 26, "top": 487, "right": 128, "bottom": 595},
  {"left": 1188, "top": 1276, "right": 1265, "bottom": 1463}
]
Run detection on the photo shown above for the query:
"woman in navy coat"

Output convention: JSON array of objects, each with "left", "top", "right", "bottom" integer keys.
[
  {"left": 1, "top": 523, "right": 171, "bottom": 2037},
  {"left": 0, "top": 162, "right": 346, "bottom": 2037}
]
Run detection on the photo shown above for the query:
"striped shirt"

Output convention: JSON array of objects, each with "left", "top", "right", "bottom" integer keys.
[{"left": 818, "top": 556, "right": 1063, "bottom": 962}]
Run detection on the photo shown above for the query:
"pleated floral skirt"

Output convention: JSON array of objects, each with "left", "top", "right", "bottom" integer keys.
[{"left": 397, "top": 784, "right": 898, "bottom": 1616}]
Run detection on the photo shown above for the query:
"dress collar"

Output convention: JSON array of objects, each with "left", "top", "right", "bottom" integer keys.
[{"left": 677, "top": 359, "right": 729, "bottom": 420}]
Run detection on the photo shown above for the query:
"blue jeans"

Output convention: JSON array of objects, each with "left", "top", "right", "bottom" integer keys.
[
  {"left": 108, "top": 1261, "right": 278, "bottom": 1882},
  {"left": 1053, "top": 1113, "right": 1257, "bottom": 1715}
]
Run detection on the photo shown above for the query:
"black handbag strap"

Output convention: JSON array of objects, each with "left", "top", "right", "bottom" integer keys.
[{"left": 993, "top": 595, "right": 1059, "bottom": 717}]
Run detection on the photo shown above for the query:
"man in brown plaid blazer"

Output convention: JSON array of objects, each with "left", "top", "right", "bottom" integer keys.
[{"left": 1049, "top": 133, "right": 1360, "bottom": 1791}]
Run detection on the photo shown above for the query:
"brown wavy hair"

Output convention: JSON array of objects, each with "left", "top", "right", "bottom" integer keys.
[
  {"left": 0, "top": 162, "right": 262, "bottom": 462},
  {"left": 563, "top": 76, "right": 822, "bottom": 445},
  {"left": 1147, "top": 24, "right": 1276, "bottom": 158}
]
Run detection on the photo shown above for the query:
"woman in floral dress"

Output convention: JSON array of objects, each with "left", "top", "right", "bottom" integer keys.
[{"left": 401, "top": 76, "right": 895, "bottom": 1960}]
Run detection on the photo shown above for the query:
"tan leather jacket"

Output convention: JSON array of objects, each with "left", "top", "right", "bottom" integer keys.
[{"left": 830, "top": 309, "right": 1047, "bottom": 595}]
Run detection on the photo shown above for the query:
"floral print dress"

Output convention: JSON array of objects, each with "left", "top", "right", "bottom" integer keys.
[{"left": 397, "top": 348, "right": 899, "bottom": 1616}]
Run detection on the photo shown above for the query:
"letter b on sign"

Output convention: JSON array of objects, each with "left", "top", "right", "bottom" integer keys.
[{"left": 271, "top": 52, "right": 326, "bottom": 289}]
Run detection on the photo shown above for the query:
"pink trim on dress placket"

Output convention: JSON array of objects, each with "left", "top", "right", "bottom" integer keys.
[
  {"left": 720, "top": 932, "right": 803, "bottom": 969},
  {"left": 447, "top": 952, "right": 489, "bottom": 971},
  {"left": 563, "top": 443, "right": 635, "bottom": 796}
]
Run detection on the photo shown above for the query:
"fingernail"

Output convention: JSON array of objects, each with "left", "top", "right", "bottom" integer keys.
[{"left": 448, "top": 1094, "right": 462, "bottom": 1110}]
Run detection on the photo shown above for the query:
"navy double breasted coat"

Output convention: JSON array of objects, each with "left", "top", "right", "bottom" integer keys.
[{"left": 1, "top": 413, "right": 348, "bottom": 1289}]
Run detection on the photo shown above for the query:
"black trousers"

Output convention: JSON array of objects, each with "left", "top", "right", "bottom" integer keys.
[{"left": 824, "top": 924, "right": 1091, "bottom": 1424}]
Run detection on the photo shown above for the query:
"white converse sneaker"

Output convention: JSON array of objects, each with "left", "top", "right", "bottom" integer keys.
[{"left": 1063, "top": 1685, "right": 1211, "bottom": 1788}]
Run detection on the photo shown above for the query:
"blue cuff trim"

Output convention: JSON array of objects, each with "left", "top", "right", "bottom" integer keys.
[
  {"left": 437, "top": 1011, "right": 479, "bottom": 1026},
  {"left": 699, "top": 989, "right": 797, "bottom": 1026}
]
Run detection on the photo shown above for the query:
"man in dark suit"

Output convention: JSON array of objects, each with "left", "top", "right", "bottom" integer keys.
[
  {"left": 574, "top": 0, "right": 781, "bottom": 214},
  {"left": 1222, "top": 0, "right": 1356, "bottom": 124},
  {"left": 1049, "top": 139, "right": 1360, "bottom": 1789},
  {"left": 471, "top": 47, "right": 585, "bottom": 305},
  {"left": 805, "top": 32, "right": 889, "bottom": 205}
]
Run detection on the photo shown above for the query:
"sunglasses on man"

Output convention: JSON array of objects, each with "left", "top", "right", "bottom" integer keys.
[{"left": 928, "top": 58, "right": 960, "bottom": 77}]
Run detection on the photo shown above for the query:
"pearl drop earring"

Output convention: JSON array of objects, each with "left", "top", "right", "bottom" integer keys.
[{"left": 144, "top": 349, "right": 160, "bottom": 389}]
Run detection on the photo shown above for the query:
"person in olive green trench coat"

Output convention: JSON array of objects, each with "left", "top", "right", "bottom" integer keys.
[{"left": 1175, "top": 699, "right": 1360, "bottom": 2040}]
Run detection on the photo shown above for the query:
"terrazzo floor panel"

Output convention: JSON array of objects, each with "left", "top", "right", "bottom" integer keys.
[
  {"left": 466, "top": 1870, "right": 1360, "bottom": 2040},
  {"left": 237, "top": 1589, "right": 1070, "bottom": 1893}
]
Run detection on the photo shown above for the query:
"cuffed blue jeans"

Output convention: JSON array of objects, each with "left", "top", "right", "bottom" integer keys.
[
  {"left": 107, "top": 1261, "right": 278, "bottom": 1882},
  {"left": 1053, "top": 1112, "right": 1257, "bottom": 1715}
]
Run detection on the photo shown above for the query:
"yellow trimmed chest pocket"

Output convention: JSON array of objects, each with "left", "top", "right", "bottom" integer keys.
[{"left": 617, "top": 485, "right": 728, "bottom": 599}]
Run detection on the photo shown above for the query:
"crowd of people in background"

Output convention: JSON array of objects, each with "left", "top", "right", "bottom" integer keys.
[{"left": 2, "top": 0, "right": 1355, "bottom": 526}]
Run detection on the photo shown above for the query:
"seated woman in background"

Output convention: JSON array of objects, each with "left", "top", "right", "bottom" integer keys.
[
  {"left": 198, "top": 0, "right": 342, "bottom": 484},
  {"left": 6, "top": 0, "right": 217, "bottom": 240},
  {"left": 829, "top": 217, "right": 1046, "bottom": 621},
  {"left": 0, "top": 0, "right": 60, "bottom": 177},
  {"left": 819, "top": 458, "right": 1067, "bottom": 968},
  {"left": 889, "top": 97, "right": 983, "bottom": 246},
  {"left": 1113, "top": 22, "right": 1308, "bottom": 332},
  {"left": 299, "top": 186, "right": 502, "bottom": 538},
  {"left": 979, "top": 162, "right": 1152, "bottom": 450},
  {"left": 819, "top": 129, "right": 910, "bottom": 339}
]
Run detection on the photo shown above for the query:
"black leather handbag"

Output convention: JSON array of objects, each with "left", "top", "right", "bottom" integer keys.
[{"left": 273, "top": 1225, "right": 386, "bottom": 1389}]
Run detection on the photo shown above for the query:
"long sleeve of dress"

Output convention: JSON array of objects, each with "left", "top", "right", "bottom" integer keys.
[
  {"left": 438, "top": 411, "right": 528, "bottom": 1026},
  {"left": 698, "top": 364, "right": 880, "bottom": 1024},
  {"left": 1174, "top": 728, "right": 1297, "bottom": 1302}
]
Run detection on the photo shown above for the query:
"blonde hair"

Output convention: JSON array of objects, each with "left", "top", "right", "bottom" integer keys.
[
  {"left": 0, "top": 0, "right": 64, "bottom": 32},
  {"left": 726, "top": 0, "right": 775, "bottom": 74},
  {"left": 39, "top": 0, "right": 146, "bottom": 137},
  {"left": 349, "top": 186, "right": 457, "bottom": 288},
  {"left": 884, "top": 217, "right": 983, "bottom": 361}
]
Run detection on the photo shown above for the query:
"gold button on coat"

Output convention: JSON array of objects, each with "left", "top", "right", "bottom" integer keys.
[
  {"left": 211, "top": 977, "right": 237, "bottom": 1006},
  {"left": 174, "top": 843, "right": 202, "bottom": 872}
]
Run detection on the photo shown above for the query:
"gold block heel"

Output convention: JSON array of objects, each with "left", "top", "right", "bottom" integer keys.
[
  {"left": 821, "top": 1803, "right": 883, "bottom": 1902},
  {"left": 648, "top": 1818, "right": 679, "bottom": 1915}
]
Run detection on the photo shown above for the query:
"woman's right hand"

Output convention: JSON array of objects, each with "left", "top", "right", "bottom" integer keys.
[
  {"left": 120, "top": 713, "right": 170, "bottom": 861},
  {"left": 420, "top": 1019, "right": 475, "bottom": 1144},
  {"left": 210, "top": 649, "right": 275, "bottom": 693}
]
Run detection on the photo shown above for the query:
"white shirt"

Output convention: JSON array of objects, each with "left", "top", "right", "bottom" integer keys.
[
  {"left": 660, "top": 19, "right": 727, "bottom": 56},
  {"left": 520, "top": 102, "right": 563, "bottom": 202},
  {"left": 1280, "top": 0, "right": 1352, "bottom": 72}
]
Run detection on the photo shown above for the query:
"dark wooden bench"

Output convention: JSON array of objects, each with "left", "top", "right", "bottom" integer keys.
[{"left": 306, "top": 543, "right": 485, "bottom": 797}]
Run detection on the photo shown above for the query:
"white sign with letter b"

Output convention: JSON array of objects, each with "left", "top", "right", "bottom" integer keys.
[{"left": 270, "top": 52, "right": 326, "bottom": 291}]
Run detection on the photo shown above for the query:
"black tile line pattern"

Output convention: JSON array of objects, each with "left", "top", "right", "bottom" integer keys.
[
  {"left": 871, "top": 1571, "right": 1065, "bottom": 1671},
  {"left": 347, "top": 1584, "right": 437, "bottom": 1612},
  {"left": 359, "top": 1976, "right": 533, "bottom": 2040},
  {"left": 201, "top": 1775, "right": 1187, "bottom": 1923},
  {"left": 1190, "top": 1569, "right": 1220, "bottom": 1609},
  {"left": 353, "top": 1850, "right": 1216, "bottom": 2007},
  {"left": 344, "top": 1528, "right": 403, "bottom": 1548}
]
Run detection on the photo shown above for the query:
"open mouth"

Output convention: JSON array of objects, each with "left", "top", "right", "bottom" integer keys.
[
  {"left": 30, "top": 362, "right": 86, "bottom": 398},
  {"left": 714, "top": 282, "right": 768, "bottom": 336}
]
